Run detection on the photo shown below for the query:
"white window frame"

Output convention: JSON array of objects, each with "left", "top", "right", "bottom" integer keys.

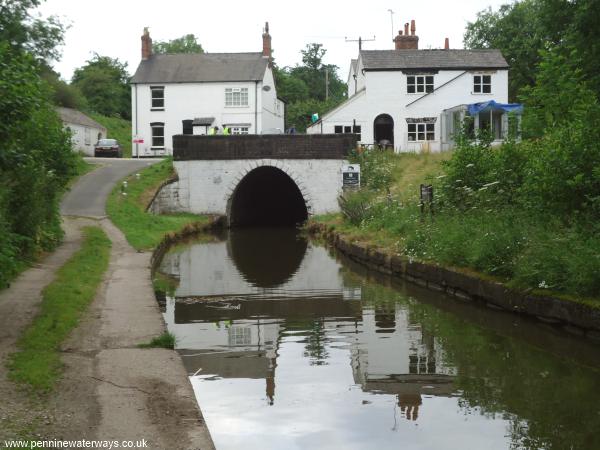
[
  {"left": 84, "top": 127, "right": 91, "bottom": 145},
  {"left": 230, "top": 126, "right": 250, "bottom": 135},
  {"left": 407, "top": 75, "right": 434, "bottom": 94},
  {"left": 151, "top": 122, "right": 165, "bottom": 148},
  {"left": 473, "top": 75, "right": 492, "bottom": 94},
  {"left": 225, "top": 87, "right": 249, "bottom": 107},
  {"left": 407, "top": 122, "right": 435, "bottom": 142},
  {"left": 150, "top": 86, "right": 165, "bottom": 110}
]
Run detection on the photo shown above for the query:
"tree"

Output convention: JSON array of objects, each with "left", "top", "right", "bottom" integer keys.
[
  {"left": 0, "top": 0, "right": 65, "bottom": 62},
  {"left": 39, "top": 64, "right": 88, "bottom": 110},
  {"left": 464, "top": 1, "right": 545, "bottom": 101},
  {"left": 0, "top": 0, "right": 78, "bottom": 287},
  {"left": 273, "top": 43, "right": 347, "bottom": 129},
  {"left": 289, "top": 43, "right": 346, "bottom": 103},
  {"left": 71, "top": 54, "right": 131, "bottom": 119},
  {"left": 154, "top": 34, "right": 203, "bottom": 54},
  {"left": 273, "top": 66, "right": 309, "bottom": 104},
  {"left": 464, "top": 0, "right": 600, "bottom": 102}
]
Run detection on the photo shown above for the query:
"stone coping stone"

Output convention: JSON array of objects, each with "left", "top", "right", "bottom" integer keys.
[{"left": 173, "top": 134, "right": 357, "bottom": 160}]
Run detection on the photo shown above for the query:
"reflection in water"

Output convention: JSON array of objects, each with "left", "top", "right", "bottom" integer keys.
[
  {"left": 228, "top": 228, "right": 308, "bottom": 288},
  {"left": 158, "top": 229, "right": 600, "bottom": 450}
]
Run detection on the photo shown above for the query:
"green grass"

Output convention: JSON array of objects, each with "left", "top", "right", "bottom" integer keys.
[
  {"left": 8, "top": 227, "right": 111, "bottom": 392},
  {"left": 314, "top": 151, "right": 600, "bottom": 304},
  {"left": 89, "top": 113, "right": 132, "bottom": 158},
  {"left": 106, "top": 158, "right": 208, "bottom": 251},
  {"left": 138, "top": 332, "right": 176, "bottom": 349}
]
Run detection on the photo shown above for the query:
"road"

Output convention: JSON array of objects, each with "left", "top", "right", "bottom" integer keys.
[{"left": 61, "top": 157, "right": 155, "bottom": 217}]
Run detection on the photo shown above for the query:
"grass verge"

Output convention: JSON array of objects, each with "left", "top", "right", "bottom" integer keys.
[
  {"left": 106, "top": 158, "right": 208, "bottom": 251},
  {"left": 138, "top": 332, "right": 176, "bottom": 349},
  {"left": 8, "top": 226, "right": 111, "bottom": 392}
]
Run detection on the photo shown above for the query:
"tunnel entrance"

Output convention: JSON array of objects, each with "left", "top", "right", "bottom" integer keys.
[{"left": 228, "top": 166, "right": 308, "bottom": 227}]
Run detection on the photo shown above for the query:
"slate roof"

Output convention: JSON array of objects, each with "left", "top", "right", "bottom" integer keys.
[
  {"left": 131, "top": 52, "right": 269, "bottom": 84},
  {"left": 56, "top": 107, "right": 106, "bottom": 130},
  {"left": 360, "top": 49, "right": 508, "bottom": 71}
]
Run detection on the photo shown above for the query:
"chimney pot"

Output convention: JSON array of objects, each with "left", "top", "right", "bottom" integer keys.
[
  {"left": 411, "top": 20, "right": 416, "bottom": 36},
  {"left": 444, "top": 37, "right": 450, "bottom": 50},
  {"left": 141, "top": 27, "right": 152, "bottom": 60},
  {"left": 394, "top": 21, "right": 419, "bottom": 50}
]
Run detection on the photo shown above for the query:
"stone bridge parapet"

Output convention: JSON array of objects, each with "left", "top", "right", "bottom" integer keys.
[{"left": 173, "top": 134, "right": 357, "bottom": 160}]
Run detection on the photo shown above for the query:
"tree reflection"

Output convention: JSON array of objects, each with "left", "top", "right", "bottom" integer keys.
[{"left": 355, "top": 279, "right": 600, "bottom": 450}]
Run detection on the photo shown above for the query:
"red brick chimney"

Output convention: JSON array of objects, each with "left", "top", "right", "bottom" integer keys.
[
  {"left": 262, "top": 22, "right": 272, "bottom": 59},
  {"left": 141, "top": 27, "right": 152, "bottom": 60},
  {"left": 394, "top": 20, "right": 419, "bottom": 50},
  {"left": 444, "top": 37, "right": 450, "bottom": 50}
]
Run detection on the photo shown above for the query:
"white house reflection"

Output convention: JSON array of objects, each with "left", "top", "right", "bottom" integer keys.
[{"left": 158, "top": 229, "right": 456, "bottom": 419}]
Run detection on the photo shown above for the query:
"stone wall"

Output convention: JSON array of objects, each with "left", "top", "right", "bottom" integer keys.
[{"left": 147, "top": 179, "right": 187, "bottom": 214}]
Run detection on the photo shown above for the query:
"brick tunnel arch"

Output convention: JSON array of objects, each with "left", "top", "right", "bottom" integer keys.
[{"left": 227, "top": 164, "right": 310, "bottom": 227}]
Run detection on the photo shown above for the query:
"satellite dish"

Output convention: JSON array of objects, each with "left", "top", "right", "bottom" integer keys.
[{"left": 262, "top": 85, "right": 271, "bottom": 92}]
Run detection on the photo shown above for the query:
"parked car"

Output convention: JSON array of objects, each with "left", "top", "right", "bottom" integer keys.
[{"left": 94, "top": 139, "right": 122, "bottom": 157}]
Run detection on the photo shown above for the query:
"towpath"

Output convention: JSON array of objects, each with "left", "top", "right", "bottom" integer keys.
[{"left": 0, "top": 158, "right": 215, "bottom": 449}]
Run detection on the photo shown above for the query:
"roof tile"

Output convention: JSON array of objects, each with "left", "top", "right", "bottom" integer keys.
[
  {"left": 360, "top": 49, "right": 508, "bottom": 70},
  {"left": 131, "top": 52, "right": 269, "bottom": 83}
]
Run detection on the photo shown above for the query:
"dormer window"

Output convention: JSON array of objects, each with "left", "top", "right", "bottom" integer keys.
[
  {"left": 151, "top": 86, "right": 164, "bottom": 110},
  {"left": 407, "top": 75, "right": 434, "bottom": 94},
  {"left": 473, "top": 75, "right": 492, "bottom": 94}
]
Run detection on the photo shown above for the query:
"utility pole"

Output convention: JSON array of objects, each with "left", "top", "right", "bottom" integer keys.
[
  {"left": 388, "top": 9, "right": 395, "bottom": 41},
  {"left": 345, "top": 35, "right": 376, "bottom": 52},
  {"left": 325, "top": 68, "right": 329, "bottom": 101}
]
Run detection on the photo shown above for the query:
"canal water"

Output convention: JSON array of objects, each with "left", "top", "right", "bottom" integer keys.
[{"left": 157, "top": 228, "right": 600, "bottom": 450}]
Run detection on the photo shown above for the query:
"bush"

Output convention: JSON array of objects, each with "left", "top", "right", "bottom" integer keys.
[
  {"left": 0, "top": 43, "right": 78, "bottom": 288},
  {"left": 338, "top": 190, "right": 374, "bottom": 226},
  {"left": 349, "top": 147, "right": 399, "bottom": 192}
]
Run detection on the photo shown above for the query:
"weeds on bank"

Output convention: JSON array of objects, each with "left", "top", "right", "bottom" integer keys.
[
  {"left": 138, "top": 332, "right": 176, "bottom": 349},
  {"left": 8, "top": 227, "right": 111, "bottom": 392},
  {"left": 328, "top": 128, "right": 600, "bottom": 302},
  {"left": 106, "top": 158, "right": 207, "bottom": 251}
]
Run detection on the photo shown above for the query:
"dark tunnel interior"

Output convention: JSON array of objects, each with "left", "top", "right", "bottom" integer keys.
[{"left": 228, "top": 166, "right": 308, "bottom": 227}]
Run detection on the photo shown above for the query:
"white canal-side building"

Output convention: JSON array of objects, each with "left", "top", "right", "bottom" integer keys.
[
  {"left": 307, "top": 20, "right": 520, "bottom": 152},
  {"left": 130, "top": 23, "right": 284, "bottom": 157},
  {"left": 56, "top": 107, "right": 107, "bottom": 156}
]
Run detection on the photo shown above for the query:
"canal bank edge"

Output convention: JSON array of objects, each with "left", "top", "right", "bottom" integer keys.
[
  {"left": 306, "top": 222, "right": 600, "bottom": 340},
  {"left": 150, "top": 215, "right": 226, "bottom": 273}
]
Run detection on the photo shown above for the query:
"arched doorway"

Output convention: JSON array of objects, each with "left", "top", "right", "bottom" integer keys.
[
  {"left": 373, "top": 114, "right": 394, "bottom": 147},
  {"left": 228, "top": 166, "right": 308, "bottom": 227}
]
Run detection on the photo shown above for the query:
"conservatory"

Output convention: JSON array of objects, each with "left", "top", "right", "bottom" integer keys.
[{"left": 440, "top": 100, "right": 523, "bottom": 151}]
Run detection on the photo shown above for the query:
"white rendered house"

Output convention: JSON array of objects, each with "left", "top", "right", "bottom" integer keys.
[
  {"left": 130, "top": 24, "right": 284, "bottom": 157},
  {"left": 56, "top": 107, "right": 106, "bottom": 156},
  {"left": 307, "top": 20, "right": 517, "bottom": 152}
]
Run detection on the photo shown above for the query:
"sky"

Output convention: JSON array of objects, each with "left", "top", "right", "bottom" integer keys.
[{"left": 37, "top": 0, "right": 510, "bottom": 82}]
